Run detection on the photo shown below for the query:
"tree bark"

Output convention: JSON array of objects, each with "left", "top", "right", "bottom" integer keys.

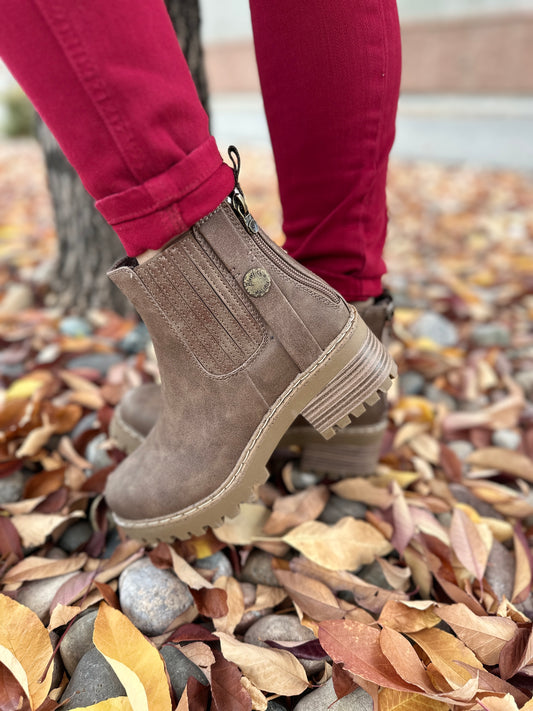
[{"left": 38, "top": 0, "right": 209, "bottom": 315}]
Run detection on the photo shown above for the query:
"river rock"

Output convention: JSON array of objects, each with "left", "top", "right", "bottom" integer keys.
[
  {"left": 194, "top": 551, "right": 232, "bottom": 581},
  {"left": 240, "top": 550, "right": 280, "bottom": 587},
  {"left": 59, "top": 316, "right": 92, "bottom": 338},
  {"left": 471, "top": 323, "right": 510, "bottom": 348},
  {"left": 59, "top": 520, "right": 94, "bottom": 553},
  {"left": 160, "top": 645, "right": 208, "bottom": 698},
  {"left": 60, "top": 609, "right": 98, "bottom": 676},
  {"left": 17, "top": 572, "right": 78, "bottom": 624},
  {"left": 294, "top": 678, "right": 373, "bottom": 710},
  {"left": 485, "top": 540, "right": 514, "bottom": 601},
  {"left": 319, "top": 494, "right": 366, "bottom": 524},
  {"left": 491, "top": 428, "right": 521, "bottom": 450},
  {"left": 66, "top": 353, "right": 123, "bottom": 376},
  {"left": 411, "top": 312, "right": 458, "bottom": 347},
  {"left": 60, "top": 648, "right": 125, "bottom": 710},
  {"left": 119, "top": 558, "right": 193, "bottom": 636},
  {"left": 85, "top": 433, "right": 113, "bottom": 470},
  {"left": 0, "top": 470, "right": 26, "bottom": 504},
  {"left": 244, "top": 614, "right": 323, "bottom": 675}
]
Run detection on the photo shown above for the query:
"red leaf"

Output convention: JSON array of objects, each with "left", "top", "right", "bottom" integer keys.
[
  {"left": 167, "top": 623, "right": 218, "bottom": 643},
  {"left": 0, "top": 663, "right": 29, "bottom": 711},
  {"left": 94, "top": 581, "right": 120, "bottom": 609},
  {"left": 33, "top": 487, "right": 69, "bottom": 514},
  {"left": 211, "top": 650, "right": 252, "bottom": 711},
  {"left": 186, "top": 675, "right": 210, "bottom": 711},
  {"left": 332, "top": 663, "right": 358, "bottom": 701},
  {"left": 191, "top": 588, "right": 228, "bottom": 619},
  {"left": 0, "top": 517, "right": 23, "bottom": 560}
]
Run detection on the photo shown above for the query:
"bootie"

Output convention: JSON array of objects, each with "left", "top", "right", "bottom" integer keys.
[
  {"left": 111, "top": 295, "right": 393, "bottom": 475},
  {"left": 104, "top": 149, "right": 396, "bottom": 542}
]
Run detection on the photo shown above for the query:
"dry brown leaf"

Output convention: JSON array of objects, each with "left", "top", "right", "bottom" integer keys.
[
  {"left": 240, "top": 676, "right": 267, "bottom": 711},
  {"left": 48, "top": 603, "right": 82, "bottom": 631},
  {"left": 68, "top": 699, "right": 133, "bottom": 711},
  {"left": 376, "top": 558, "right": 411, "bottom": 592},
  {"left": 217, "top": 631, "right": 308, "bottom": 696},
  {"left": 273, "top": 569, "right": 344, "bottom": 620},
  {"left": 331, "top": 477, "right": 393, "bottom": 508},
  {"left": 378, "top": 600, "right": 440, "bottom": 634},
  {"left": 409, "top": 433, "right": 441, "bottom": 464},
  {"left": 409, "top": 627, "right": 483, "bottom": 690},
  {"left": 2, "top": 553, "right": 87, "bottom": 583},
  {"left": 435, "top": 603, "right": 517, "bottom": 665},
  {"left": 213, "top": 576, "right": 245, "bottom": 634},
  {"left": 15, "top": 418, "right": 56, "bottom": 458},
  {"left": 11, "top": 511, "right": 85, "bottom": 548},
  {"left": 478, "top": 695, "right": 520, "bottom": 711},
  {"left": 262, "top": 485, "right": 329, "bottom": 535},
  {"left": 512, "top": 528, "right": 533, "bottom": 604},
  {"left": 468, "top": 448, "right": 533, "bottom": 483},
  {"left": 0, "top": 594, "right": 54, "bottom": 709},
  {"left": 94, "top": 603, "right": 172, "bottom": 711},
  {"left": 179, "top": 641, "right": 216, "bottom": 672},
  {"left": 215, "top": 504, "right": 271, "bottom": 545},
  {"left": 247, "top": 585, "right": 287, "bottom": 612},
  {"left": 283, "top": 517, "right": 392, "bottom": 571},
  {"left": 390, "top": 482, "right": 416, "bottom": 555},
  {"left": 379, "top": 626, "right": 435, "bottom": 693},
  {"left": 450, "top": 507, "right": 491, "bottom": 582},
  {"left": 378, "top": 689, "right": 449, "bottom": 710},
  {"left": 168, "top": 547, "right": 213, "bottom": 590}
]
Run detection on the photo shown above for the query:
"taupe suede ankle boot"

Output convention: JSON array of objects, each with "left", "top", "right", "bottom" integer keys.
[
  {"left": 111, "top": 295, "right": 393, "bottom": 475},
  {"left": 105, "top": 151, "right": 396, "bottom": 541}
]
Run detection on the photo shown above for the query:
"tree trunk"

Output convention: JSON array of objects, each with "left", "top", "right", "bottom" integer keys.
[{"left": 38, "top": 0, "right": 209, "bottom": 315}]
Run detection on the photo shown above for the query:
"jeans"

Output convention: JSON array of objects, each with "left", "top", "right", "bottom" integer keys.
[{"left": 1, "top": 0, "right": 401, "bottom": 300}]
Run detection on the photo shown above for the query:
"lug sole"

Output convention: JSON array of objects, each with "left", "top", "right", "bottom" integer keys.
[{"left": 113, "top": 307, "right": 397, "bottom": 542}]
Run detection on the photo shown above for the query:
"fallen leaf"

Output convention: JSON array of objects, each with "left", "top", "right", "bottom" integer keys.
[
  {"left": 467, "top": 448, "right": 533, "bottom": 483},
  {"left": 2, "top": 554, "right": 87, "bottom": 583},
  {"left": 283, "top": 517, "right": 392, "bottom": 571},
  {"left": 512, "top": 526, "right": 533, "bottom": 604},
  {"left": 331, "top": 478, "right": 393, "bottom": 508},
  {"left": 390, "top": 482, "right": 416, "bottom": 555},
  {"left": 93, "top": 603, "right": 172, "bottom": 711},
  {"left": 48, "top": 603, "right": 82, "bottom": 631},
  {"left": 190, "top": 587, "right": 228, "bottom": 619},
  {"left": 217, "top": 632, "right": 308, "bottom": 696},
  {"left": 178, "top": 641, "right": 216, "bottom": 671},
  {"left": 11, "top": 511, "right": 84, "bottom": 548},
  {"left": 273, "top": 568, "right": 344, "bottom": 620},
  {"left": 239, "top": 676, "right": 267, "bottom": 711},
  {"left": 379, "top": 626, "right": 434, "bottom": 693},
  {"left": 262, "top": 485, "right": 329, "bottom": 536},
  {"left": 331, "top": 662, "right": 358, "bottom": 701},
  {"left": 378, "top": 689, "right": 449, "bottom": 710},
  {"left": 477, "top": 695, "right": 520, "bottom": 711},
  {"left": 210, "top": 650, "right": 252, "bottom": 711},
  {"left": 215, "top": 504, "right": 270, "bottom": 545},
  {"left": 378, "top": 600, "right": 440, "bottom": 634},
  {"left": 169, "top": 548, "right": 213, "bottom": 590},
  {"left": 408, "top": 627, "right": 483, "bottom": 690},
  {"left": 450, "top": 506, "right": 491, "bottom": 583},
  {"left": 68, "top": 699, "right": 133, "bottom": 711},
  {"left": 213, "top": 576, "right": 244, "bottom": 634},
  {"left": 246, "top": 585, "right": 287, "bottom": 612},
  {"left": 435, "top": 603, "right": 517, "bottom": 665},
  {"left": 0, "top": 661, "right": 29, "bottom": 711},
  {"left": 319, "top": 619, "right": 420, "bottom": 692},
  {"left": 0, "top": 594, "right": 54, "bottom": 710}
]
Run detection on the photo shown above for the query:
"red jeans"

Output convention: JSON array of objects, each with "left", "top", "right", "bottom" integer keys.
[{"left": 0, "top": 0, "right": 401, "bottom": 301}]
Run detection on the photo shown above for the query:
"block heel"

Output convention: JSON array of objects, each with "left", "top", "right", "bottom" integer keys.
[{"left": 301, "top": 326, "right": 397, "bottom": 439}]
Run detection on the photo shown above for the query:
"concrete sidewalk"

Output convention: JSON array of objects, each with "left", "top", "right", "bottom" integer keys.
[{"left": 210, "top": 93, "right": 533, "bottom": 172}]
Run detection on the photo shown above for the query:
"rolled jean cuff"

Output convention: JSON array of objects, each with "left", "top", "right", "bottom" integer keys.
[{"left": 95, "top": 137, "right": 235, "bottom": 256}]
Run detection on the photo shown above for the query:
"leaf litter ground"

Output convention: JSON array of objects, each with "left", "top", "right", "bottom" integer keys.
[{"left": 1, "top": 139, "right": 533, "bottom": 710}]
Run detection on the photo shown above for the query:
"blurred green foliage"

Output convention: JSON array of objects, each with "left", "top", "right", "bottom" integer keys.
[{"left": 2, "top": 87, "right": 35, "bottom": 137}]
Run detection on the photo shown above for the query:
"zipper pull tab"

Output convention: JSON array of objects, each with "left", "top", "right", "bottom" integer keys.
[{"left": 228, "top": 146, "right": 259, "bottom": 235}]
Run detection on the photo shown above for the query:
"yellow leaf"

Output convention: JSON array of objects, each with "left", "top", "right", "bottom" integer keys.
[
  {"left": 0, "top": 594, "right": 53, "bottom": 710},
  {"left": 5, "top": 372, "right": 52, "bottom": 400},
  {"left": 409, "top": 628, "right": 483, "bottom": 690},
  {"left": 217, "top": 631, "right": 308, "bottom": 695},
  {"left": 93, "top": 603, "right": 172, "bottom": 711},
  {"left": 478, "top": 695, "right": 520, "bottom": 711},
  {"left": 69, "top": 698, "right": 133, "bottom": 711},
  {"left": 283, "top": 517, "right": 392, "bottom": 571},
  {"left": 240, "top": 676, "right": 268, "bottom": 711},
  {"left": 378, "top": 688, "right": 449, "bottom": 710}
]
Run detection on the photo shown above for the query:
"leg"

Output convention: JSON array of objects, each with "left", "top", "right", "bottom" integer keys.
[
  {"left": 0, "top": 0, "right": 234, "bottom": 257},
  {"left": 249, "top": 0, "right": 402, "bottom": 301}
]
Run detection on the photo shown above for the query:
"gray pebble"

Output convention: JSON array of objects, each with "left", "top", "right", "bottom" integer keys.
[
  {"left": 491, "top": 429, "right": 521, "bottom": 450},
  {"left": 0, "top": 470, "right": 26, "bottom": 504},
  {"left": 119, "top": 323, "right": 150, "bottom": 354},
  {"left": 400, "top": 371, "right": 426, "bottom": 396},
  {"left": 485, "top": 540, "right": 514, "bottom": 602},
  {"left": 244, "top": 614, "right": 323, "bottom": 676},
  {"left": 60, "top": 609, "right": 98, "bottom": 676},
  {"left": 424, "top": 384, "right": 456, "bottom": 410},
  {"left": 411, "top": 312, "right": 458, "bottom": 347},
  {"left": 194, "top": 551, "right": 232, "bottom": 581},
  {"left": 240, "top": 550, "right": 280, "bottom": 588},
  {"left": 17, "top": 572, "right": 78, "bottom": 624},
  {"left": 514, "top": 370, "right": 533, "bottom": 398},
  {"left": 59, "top": 316, "right": 92, "bottom": 338},
  {"left": 234, "top": 608, "right": 273, "bottom": 636},
  {"left": 66, "top": 353, "right": 123, "bottom": 376},
  {"left": 267, "top": 702, "right": 288, "bottom": 711},
  {"left": 59, "top": 520, "right": 94, "bottom": 553},
  {"left": 319, "top": 494, "right": 367, "bottom": 524},
  {"left": 60, "top": 648, "right": 125, "bottom": 710},
  {"left": 49, "top": 630, "right": 64, "bottom": 691},
  {"left": 119, "top": 558, "right": 193, "bottom": 636},
  {"left": 160, "top": 645, "right": 208, "bottom": 698},
  {"left": 103, "top": 528, "right": 121, "bottom": 559},
  {"left": 359, "top": 560, "right": 393, "bottom": 590},
  {"left": 290, "top": 467, "right": 324, "bottom": 490},
  {"left": 447, "top": 440, "right": 474, "bottom": 461},
  {"left": 449, "top": 484, "right": 504, "bottom": 520},
  {"left": 471, "top": 323, "right": 510, "bottom": 348},
  {"left": 85, "top": 433, "right": 113, "bottom": 470},
  {"left": 71, "top": 412, "right": 99, "bottom": 441},
  {"left": 294, "top": 678, "right": 373, "bottom": 711}
]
